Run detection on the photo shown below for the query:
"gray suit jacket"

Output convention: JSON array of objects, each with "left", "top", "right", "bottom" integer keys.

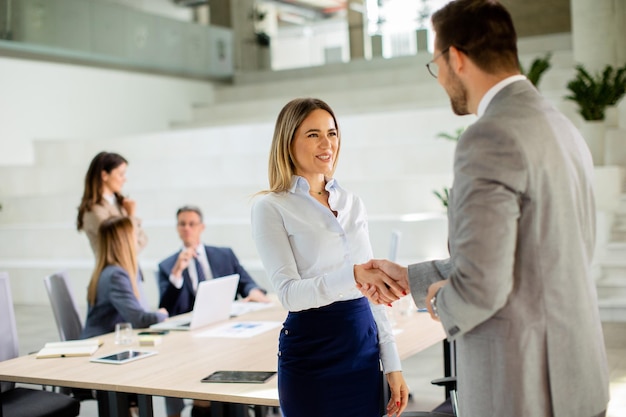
[
  {"left": 408, "top": 80, "right": 609, "bottom": 417},
  {"left": 81, "top": 265, "right": 167, "bottom": 339}
]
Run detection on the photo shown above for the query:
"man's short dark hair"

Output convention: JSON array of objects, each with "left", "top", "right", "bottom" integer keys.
[
  {"left": 176, "top": 205, "right": 203, "bottom": 223},
  {"left": 432, "top": 0, "right": 519, "bottom": 74}
]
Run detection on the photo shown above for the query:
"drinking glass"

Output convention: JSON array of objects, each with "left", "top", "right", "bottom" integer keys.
[{"left": 114, "top": 322, "right": 133, "bottom": 345}]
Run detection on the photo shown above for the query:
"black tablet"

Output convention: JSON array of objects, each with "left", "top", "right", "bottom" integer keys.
[
  {"left": 201, "top": 370, "right": 276, "bottom": 384},
  {"left": 90, "top": 350, "right": 157, "bottom": 364}
]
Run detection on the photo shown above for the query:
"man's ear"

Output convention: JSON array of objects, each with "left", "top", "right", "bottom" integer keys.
[{"left": 448, "top": 46, "right": 466, "bottom": 74}]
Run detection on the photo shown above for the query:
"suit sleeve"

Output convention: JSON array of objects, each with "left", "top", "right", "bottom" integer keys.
[
  {"left": 129, "top": 215, "right": 148, "bottom": 252},
  {"left": 82, "top": 204, "right": 112, "bottom": 254},
  {"left": 157, "top": 257, "right": 190, "bottom": 316},
  {"left": 157, "top": 260, "right": 174, "bottom": 299},
  {"left": 414, "top": 122, "right": 526, "bottom": 340},
  {"left": 226, "top": 248, "right": 265, "bottom": 298},
  {"left": 108, "top": 268, "right": 167, "bottom": 328}
]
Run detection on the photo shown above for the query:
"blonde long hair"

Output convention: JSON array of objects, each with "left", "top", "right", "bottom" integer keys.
[
  {"left": 262, "top": 98, "right": 341, "bottom": 194},
  {"left": 87, "top": 216, "right": 139, "bottom": 305}
]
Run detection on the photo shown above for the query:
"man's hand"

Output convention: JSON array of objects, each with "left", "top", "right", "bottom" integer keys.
[
  {"left": 354, "top": 262, "right": 405, "bottom": 305},
  {"left": 356, "top": 259, "right": 409, "bottom": 304},
  {"left": 242, "top": 288, "right": 271, "bottom": 303},
  {"left": 171, "top": 247, "right": 197, "bottom": 278},
  {"left": 425, "top": 279, "right": 448, "bottom": 321}
]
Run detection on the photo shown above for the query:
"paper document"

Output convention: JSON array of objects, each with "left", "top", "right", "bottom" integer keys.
[
  {"left": 36, "top": 339, "right": 103, "bottom": 359},
  {"left": 194, "top": 321, "right": 282, "bottom": 338},
  {"left": 230, "top": 301, "right": 274, "bottom": 317}
]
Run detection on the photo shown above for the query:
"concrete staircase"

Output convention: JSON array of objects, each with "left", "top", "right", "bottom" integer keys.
[
  {"left": 0, "top": 107, "right": 459, "bottom": 310},
  {"left": 1, "top": 32, "right": 623, "bottom": 323},
  {"left": 597, "top": 172, "right": 626, "bottom": 321}
]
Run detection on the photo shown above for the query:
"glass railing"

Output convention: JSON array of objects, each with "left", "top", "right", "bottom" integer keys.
[{"left": 0, "top": 0, "right": 233, "bottom": 79}]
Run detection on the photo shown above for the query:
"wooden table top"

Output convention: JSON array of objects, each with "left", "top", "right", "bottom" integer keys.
[{"left": 0, "top": 300, "right": 445, "bottom": 406}]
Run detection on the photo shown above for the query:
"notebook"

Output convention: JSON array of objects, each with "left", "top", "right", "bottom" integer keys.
[
  {"left": 36, "top": 339, "right": 103, "bottom": 359},
  {"left": 150, "top": 274, "right": 240, "bottom": 331}
]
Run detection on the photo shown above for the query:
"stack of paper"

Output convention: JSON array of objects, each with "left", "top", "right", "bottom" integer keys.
[
  {"left": 230, "top": 301, "right": 274, "bottom": 317},
  {"left": 36, "top": 339, "right": 103, "bottom": 359},
  {"left": 138, "top": 335, "right": 162, "bottom": 346}
]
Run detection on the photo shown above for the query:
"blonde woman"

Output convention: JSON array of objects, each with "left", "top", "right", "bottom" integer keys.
[
  {"left": 81, "top": 216, "right": 167, "bottom": 339},
  {"left": 251, "top": 98, "right": 408, "bottom": 417}
]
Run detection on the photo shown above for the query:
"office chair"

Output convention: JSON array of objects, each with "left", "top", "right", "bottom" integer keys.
[
  {"left": 389, "top": 230, "right": 402, "bottom": 262},
  {"left": 43, "top": 272, "right": 98, "bottom": 403},
  {"left": 43, "top": 272, "right": 83, "bottom": 342},
  {"left": 403, "top": 340, "right": 458, "bottom": 417},
  {"left": 0, "top": 272, "right": 81, "bottom": 417}
]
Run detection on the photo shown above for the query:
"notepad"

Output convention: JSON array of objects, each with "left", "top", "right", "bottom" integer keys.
[{"left": 36, "top": 339, "right": 103, "bottom": 359}]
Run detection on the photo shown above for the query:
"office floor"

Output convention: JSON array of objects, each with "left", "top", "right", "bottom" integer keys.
[{"left": 12, "top": 305, "right": 626, "bottom": 417}]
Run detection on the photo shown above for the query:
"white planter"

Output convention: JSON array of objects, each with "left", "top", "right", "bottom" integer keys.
[
  {"left": 579, "top": 120, "right": 606, "bottom": 166},
  {"left": 605, "top": 106, "right": 619, "bottom": 128},
  {"left": 604, "top": 128, "right": 626, "bottom": 166}
]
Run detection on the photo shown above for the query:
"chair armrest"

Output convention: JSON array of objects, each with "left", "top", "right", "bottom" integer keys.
[{"left": 430, "top": 376, "right": 456, "bottom": 390}]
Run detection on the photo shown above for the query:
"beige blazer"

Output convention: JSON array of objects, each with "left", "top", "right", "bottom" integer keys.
[
  {"left": 408, "top": 80, "right": 609, "bottom": 417},
  {"left": 81, "top": 199, "right": 147, "bottom": 255}
]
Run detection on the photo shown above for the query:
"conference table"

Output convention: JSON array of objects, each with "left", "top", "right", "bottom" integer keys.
[{"left": 0, "top": 300, "right": 446, "bottom": 417}]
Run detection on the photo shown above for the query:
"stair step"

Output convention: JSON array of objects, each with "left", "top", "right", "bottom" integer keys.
[{"left": 598, "top": 301, "right": 626, "bottom": 322}]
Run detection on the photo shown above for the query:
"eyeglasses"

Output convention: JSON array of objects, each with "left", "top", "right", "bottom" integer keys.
[
  {"left": 426, "top": 47, "right": 450, "bottom": 79},
  {"left": 177, "top": 221, "right": 201, "bottom": 228}
]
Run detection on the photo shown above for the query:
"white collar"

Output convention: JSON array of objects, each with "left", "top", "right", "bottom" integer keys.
[
  {"left": 477, "top": 74, "right": 527, "bottom": 117},
  {"left": 102, "top": 193, "right": 116, "bottom": 206}
]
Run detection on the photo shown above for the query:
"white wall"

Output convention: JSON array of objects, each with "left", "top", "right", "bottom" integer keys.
[{"left": 0, "top": 56, "right": 215, "bottom": 165}]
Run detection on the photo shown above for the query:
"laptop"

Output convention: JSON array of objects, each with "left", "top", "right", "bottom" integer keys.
[{"left": 150, "top": 274, "right": 239, "bottom": 331}]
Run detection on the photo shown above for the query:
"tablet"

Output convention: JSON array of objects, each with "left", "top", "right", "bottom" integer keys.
[
  {"left": 90, "top": 350, "right": 157, "bottom": 364},
  {"left": 201, "top": 370, "right": 276, "bottom": 384}
]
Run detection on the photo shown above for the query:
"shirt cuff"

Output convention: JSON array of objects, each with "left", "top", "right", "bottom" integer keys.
[
  {"left": 169, "top": 274, "right": 184, "bottom": 289},
  {"left": 379, "top": 341, "right": 402, "bottom": 373},
  {"left": 324, "top": 263, "right": 359, "bottom": 299}
]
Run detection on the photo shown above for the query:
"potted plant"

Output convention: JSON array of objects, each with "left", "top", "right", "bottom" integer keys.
[
  {"left": 520, "top": 53, "right": 552, "bottom": 88},
  {"left": 565, "top": 64, "right": 626, "bottom": 121},
  {"left": 565, "top": 63, "right": 626, "bottom": 165}
]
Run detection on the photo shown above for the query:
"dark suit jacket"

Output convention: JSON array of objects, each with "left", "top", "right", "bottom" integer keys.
[{"left": 157, "top": 245, "right": 264, "bottom": 316}]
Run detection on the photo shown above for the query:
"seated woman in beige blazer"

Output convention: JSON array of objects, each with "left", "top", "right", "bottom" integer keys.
[{"left": 77, "top": 151, "right": 147, "bottom": 254}]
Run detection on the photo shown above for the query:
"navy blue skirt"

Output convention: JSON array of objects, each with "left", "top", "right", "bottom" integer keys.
[{"left": 278, "top": 297, "right": 381, "bottom": 417}]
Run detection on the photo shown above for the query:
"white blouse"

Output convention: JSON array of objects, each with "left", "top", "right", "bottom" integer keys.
[{"left": 251, "top": 175, "right": 401, "bottom": 373}]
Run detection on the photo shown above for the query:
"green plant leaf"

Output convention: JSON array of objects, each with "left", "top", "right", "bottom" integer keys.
[
  {"left": 433, "top": 187, "right": 450, "bottom": 209},
  {"left": 436, "top": 127, "right": 465, "bottom": 142},
  {"left": 521, "top": 53, "right": 552, "bottom": 88},
  {"left": 564, "top": 63, "right": 626, "bottom": 120}
]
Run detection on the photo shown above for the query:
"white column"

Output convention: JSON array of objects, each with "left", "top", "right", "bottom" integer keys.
[
  {"left": 230, "top": 0, "right": 259, "bottom": 72},
  {"left": 571, "top": 0, "right": 623, "bottom": 71},
  {"left": 348, "top": 0, "right": 370, "bottom": 61}
]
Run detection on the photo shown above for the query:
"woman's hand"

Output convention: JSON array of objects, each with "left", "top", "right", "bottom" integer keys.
[
  {"left": 121, "top": 197, "right": 137, "bottom": 217},
  {"left": 386, "top": 371, "right": 409, "bottom": 416}
]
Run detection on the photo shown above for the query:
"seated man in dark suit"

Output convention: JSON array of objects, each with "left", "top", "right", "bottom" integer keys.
[
  {"left": 158, "top": 205, "right": 270, "bottom": 317},
  {"left": 158, "top": 205, "right": 270, "bottom": 417}
]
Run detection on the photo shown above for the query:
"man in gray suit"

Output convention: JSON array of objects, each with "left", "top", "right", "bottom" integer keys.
[{"left": 355, "top": 1, "right": 610, "bottom": 416}]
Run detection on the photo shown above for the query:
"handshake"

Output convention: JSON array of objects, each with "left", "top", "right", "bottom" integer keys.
[
  {"left": 354, "top": 259, "right": 409, "bottom": 306},
  {"left": 355, "top": 259, "right": 447, "bottom": 321}
]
